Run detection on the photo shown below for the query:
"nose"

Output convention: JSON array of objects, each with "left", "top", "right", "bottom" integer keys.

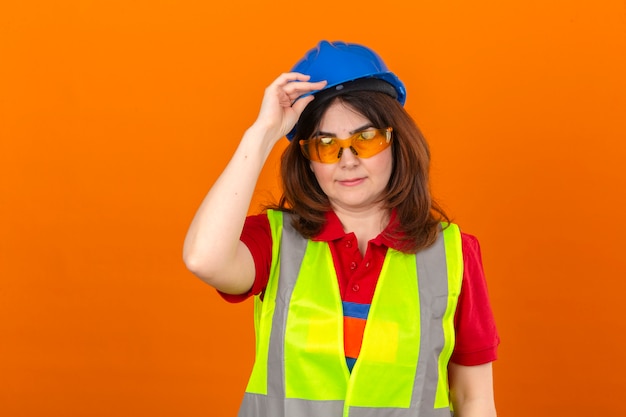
[{"left": 338, "top": 145, "right": 359, "bottom": 167}]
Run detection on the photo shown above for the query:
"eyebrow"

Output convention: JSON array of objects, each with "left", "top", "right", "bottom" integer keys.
[{"left": 316, "top": 123, "right": 374, "bottom": 137}]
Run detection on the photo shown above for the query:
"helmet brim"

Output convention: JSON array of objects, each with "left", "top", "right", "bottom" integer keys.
[{"left": 286, "top": 73, "right": 406, "bottom": 141}]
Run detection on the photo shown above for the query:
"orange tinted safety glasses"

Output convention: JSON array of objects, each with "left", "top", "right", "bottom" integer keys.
[{"left": 299, "top": 127, "right": 393, "bottom": 164}]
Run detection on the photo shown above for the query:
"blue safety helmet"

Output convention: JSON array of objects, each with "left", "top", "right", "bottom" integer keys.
[{"left": 286, "top": 40, "right": 406, "bottom": 141}]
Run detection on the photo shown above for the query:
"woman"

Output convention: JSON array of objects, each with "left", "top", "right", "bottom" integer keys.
[{"left": 184, "top": 40, "right": 499, "bottom": 417}]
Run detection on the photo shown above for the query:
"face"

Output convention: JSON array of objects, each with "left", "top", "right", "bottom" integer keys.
[{"left": 310, "top": 100, "right": 393, "bottom": 213}]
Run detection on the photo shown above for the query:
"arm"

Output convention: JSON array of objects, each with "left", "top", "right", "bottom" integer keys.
[
  {"left": 182, "top": 73, "right": 326, "bottom": 294},
  {"left": 448, "top": 362, "right": 497, "bottom": 417}
]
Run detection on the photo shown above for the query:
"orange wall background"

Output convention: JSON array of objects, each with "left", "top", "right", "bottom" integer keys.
[{"left": 2, "top": 1, "right": 625, "bottom": 416}]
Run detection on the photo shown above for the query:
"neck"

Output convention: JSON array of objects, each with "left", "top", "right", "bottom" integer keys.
[{"left": 333, "top": 206, "right": 391, "bottom": 255}]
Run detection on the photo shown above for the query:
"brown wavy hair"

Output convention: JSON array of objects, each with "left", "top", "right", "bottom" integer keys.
[{"left": 269, "top": 90, "right": 449, "bottom": 253}]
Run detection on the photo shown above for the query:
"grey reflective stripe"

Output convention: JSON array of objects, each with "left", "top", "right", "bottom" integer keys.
[
  {"left": 266, "top": 215, "right": 306, "bottom": 400},
  {"left": 413, "top": 226, "right": 451, "bottom": 416},
  {"left": 239, "top": 394, "right": 344, "bottom": 417},
  {"left": 239, "top": 215, "right": 326, "bottom": 417},
  {"left": 348, "top": 227, "right": 451, "bottom": 417},
  {"left": 349, "top": 406, "right": 452, "bottom": 417},
  {"left": 267, "top": 215, "right": 346, "bottom": 416},
  {"left": 240, "top": 214, "right": 452, "bottom": 417}
]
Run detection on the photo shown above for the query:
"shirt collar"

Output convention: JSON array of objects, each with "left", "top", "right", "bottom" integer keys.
[{"left": 312, "top": 209, "right": 405, "bottom": 251}]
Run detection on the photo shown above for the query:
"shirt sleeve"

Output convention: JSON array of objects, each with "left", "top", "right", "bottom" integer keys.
[
  {"left": 450, "top": 232, "right": 500, "bottom": 365},
  {"left": 217, "top": 213, "right": 272, "bottom": 303}
]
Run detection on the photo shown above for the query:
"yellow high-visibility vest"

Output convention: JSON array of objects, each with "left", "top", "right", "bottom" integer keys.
[{"left": 238, "top": 210, "right": 463, "bottom": 417}]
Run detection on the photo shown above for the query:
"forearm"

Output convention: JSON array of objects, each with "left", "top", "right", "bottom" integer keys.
[
  {"left": 183, "top": 72, "right": 325, "bottom": 292},
  {"left": 183, "top": 124, "right": 277, "bottom": 291},
  {"left": 449, "top": 362, "right": 497, "bottom": 417}
]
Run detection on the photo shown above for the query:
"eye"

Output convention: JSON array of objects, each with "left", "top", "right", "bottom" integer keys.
[
  {"left": 359, "top": 130, "right": 376, "bottom": 140},
  {"left": 319, "top": 137, "right": 335, "bottom": 146}
]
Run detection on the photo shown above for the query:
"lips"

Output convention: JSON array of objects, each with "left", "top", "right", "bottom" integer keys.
[{"left": 338, "top": 177, "right": 365, "bottom": 186}]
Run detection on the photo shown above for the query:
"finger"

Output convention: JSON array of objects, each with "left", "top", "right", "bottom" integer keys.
[
  {"left": 284, "top": 80, "right": 327, "bottom": 99},
  {"left": 275, "top": 72, "right": 311, "bottom": 86}
]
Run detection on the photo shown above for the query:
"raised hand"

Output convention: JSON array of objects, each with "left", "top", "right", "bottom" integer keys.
[{"left": 253, "top": 72, "right": 327, "bottom": 143}]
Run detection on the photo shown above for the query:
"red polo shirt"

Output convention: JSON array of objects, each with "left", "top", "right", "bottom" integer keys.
[{"left": 221, "top": 211, "right": 499, "bottom": 366}]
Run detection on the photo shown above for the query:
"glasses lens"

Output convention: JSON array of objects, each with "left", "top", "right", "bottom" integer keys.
[
  {"left": 315, "top": 137, "right": 341, "bottom": 162},
  {"left": 300, "top": 137, "right": 339, "bottom": 162},
  {"left": 351, "top": 129, "right": 392, "bottom": 158}
]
